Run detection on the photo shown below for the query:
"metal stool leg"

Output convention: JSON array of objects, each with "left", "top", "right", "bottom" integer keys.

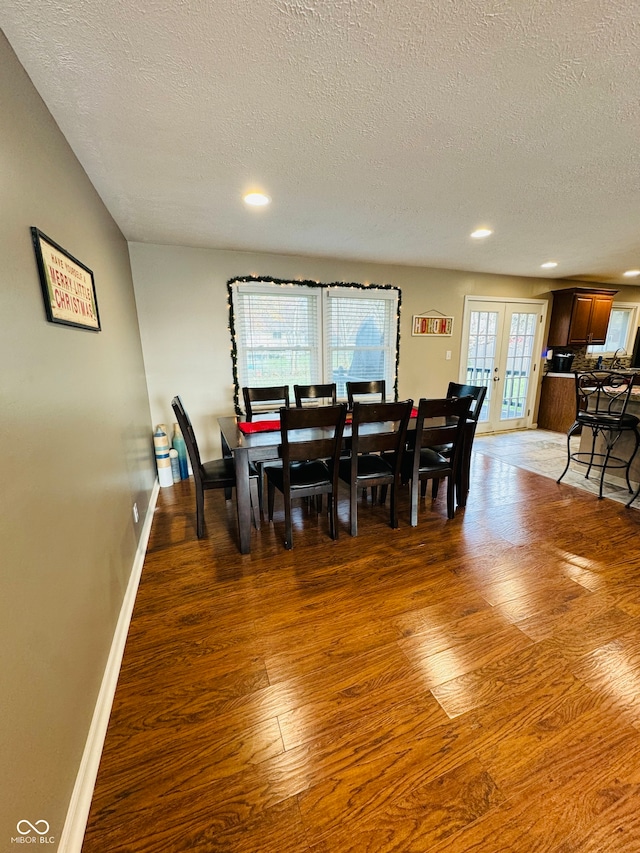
[
  {"left": 624, "top": 429, "right": 640, "bottom": 493},
  {"left": 584, "top": 426, "right": 599, "bottom": 482},
  {"left": 557, "top": 422, "right": 581, "bottom": 483},
  {"left": 598, "top": 428, "right": 615, "bottom": 499}
]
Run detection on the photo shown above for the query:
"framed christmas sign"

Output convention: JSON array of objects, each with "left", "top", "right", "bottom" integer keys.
[{"left": 31, "top": 227, "right": 101, "bottom": 331}]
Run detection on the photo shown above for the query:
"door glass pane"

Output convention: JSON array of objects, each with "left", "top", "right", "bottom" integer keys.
[
  {"left": 466, "top": 310, "right": 497, "bottom": 422},
  {"left": 501, "top": 312, "right": 537, "bottom": 421}
]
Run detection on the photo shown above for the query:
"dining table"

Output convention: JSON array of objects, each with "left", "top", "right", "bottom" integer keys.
[{"left": 218, "top": 411, "right": 476, "bottom": 554}]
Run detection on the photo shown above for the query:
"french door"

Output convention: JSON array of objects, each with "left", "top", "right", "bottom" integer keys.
[{"left": 460, "top": 298, "right": 547, "bottom": 434}]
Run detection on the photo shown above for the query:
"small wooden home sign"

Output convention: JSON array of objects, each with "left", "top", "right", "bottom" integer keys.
[{"left": 412, "top": 315, "right": 453, "bottom": 336}]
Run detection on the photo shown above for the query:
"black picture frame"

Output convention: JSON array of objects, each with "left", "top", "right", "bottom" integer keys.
[{"left": 31, "top": 227, "right": 101, "bottom": 331}]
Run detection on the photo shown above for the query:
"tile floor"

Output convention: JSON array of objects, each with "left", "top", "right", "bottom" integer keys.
[{"left": 473, "top": 428, "right": 640, "bottom": 508}]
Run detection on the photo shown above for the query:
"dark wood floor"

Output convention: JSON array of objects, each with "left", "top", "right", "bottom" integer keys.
[{"left": 83, "top": 452, "right": 640, "bottom": 852}]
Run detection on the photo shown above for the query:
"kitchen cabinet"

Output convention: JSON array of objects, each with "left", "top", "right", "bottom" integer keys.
[{"left": 547, "top": 287, "right": 617, "bottom": 347}]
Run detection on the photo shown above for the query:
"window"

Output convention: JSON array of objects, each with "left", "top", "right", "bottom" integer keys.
[
  {"left": 230, "top": 281, "right": 321, "bottom": 388},
  {"left": 229, "top": 277, "right": 400, "bottom": 412},
  {"left": 587, "top": 304, "right": 638, "bottom": 355}
]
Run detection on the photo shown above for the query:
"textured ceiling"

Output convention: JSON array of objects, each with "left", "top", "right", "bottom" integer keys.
[{"left": 2, "top": 0, "right": 640, "bottom": 282}]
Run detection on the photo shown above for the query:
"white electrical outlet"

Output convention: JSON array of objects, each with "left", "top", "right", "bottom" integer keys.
[
  {"left": 445, "top": 350, "right": 452, "bottom": 360},
  {"left": 133, "top": 503, "right": 139, "bottom": 523}
]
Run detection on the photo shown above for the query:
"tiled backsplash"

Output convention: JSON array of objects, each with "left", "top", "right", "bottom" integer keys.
[{"left": 545, "top": 345, "right": 632, "bottom": 373}]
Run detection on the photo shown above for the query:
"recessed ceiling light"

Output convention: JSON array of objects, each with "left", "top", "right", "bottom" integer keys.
[
  {"left": 541, "top": 261, "right": 558, "bottom": 269},
  {"left": 470, "top": 228, "right": 493, "bottom": 239},
  {"left": 623, "top": 269, "right": 640, "bottom": 278},
  {"left": 243, "top": 192, "right": 271, "bottom": 207}
]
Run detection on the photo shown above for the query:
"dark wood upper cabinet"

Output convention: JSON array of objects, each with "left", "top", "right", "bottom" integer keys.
[
  {"left": 547, "top": 287, "right": 617, "bottom": 347},
  {"left": 589, "top": 293, "right": 617, "bottom": 343}
]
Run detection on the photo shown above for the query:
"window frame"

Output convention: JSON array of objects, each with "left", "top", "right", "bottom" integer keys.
[
  {"left": 228, "top": 276, "right": 401, "bottom": 414},
  {"left": 587, "top": 302, "right": 639, "bottom": 357}
]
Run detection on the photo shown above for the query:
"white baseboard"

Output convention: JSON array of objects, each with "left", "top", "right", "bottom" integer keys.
[{"left": 57, "top": 478, "right": 160, "bottom": 853}]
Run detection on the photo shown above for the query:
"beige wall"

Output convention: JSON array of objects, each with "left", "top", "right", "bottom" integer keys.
[
  {"left": 131, "top": 245, "right": 640, "bottom": 458},
  {"left": 0, "top": 33, "right": 155, "bottom": 846},
  {"left": 130, "top": 242, "right": 557, "bottom": 457}
]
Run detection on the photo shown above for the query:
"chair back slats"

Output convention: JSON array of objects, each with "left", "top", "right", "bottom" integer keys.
[
  {"left": 415, "top": 396, "right": 473, "bottom": 437},
  {"left": 346, "top": 380, "right": 386, "bottom": 408},
  {"left": 242, "top": 385, "right": 290, "bottom": 421},
  {"left": 350, "top": 400, "right": 412, "bottom": 457},
  {"left": 171, "top": 395, "right": 202, "bottom": 477},
  {"left": 294, "top": 383, "right": 337, "bottom": 407},
  {"left": 446, "top": 382, "right": 488, "bottom": 422},
  {"left": 279, "top": 404, "right": 347, "bottom": 464}
]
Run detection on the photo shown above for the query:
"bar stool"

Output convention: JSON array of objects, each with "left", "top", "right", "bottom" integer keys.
[{"left": 557, "top": 371, "right": 640, "bottom": 499}]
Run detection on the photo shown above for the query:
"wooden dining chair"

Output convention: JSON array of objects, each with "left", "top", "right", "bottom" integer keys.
[
  {"left": 266, "top": 403, "right": 348, "bottom": 549},
  {"left": 338, "top": 399, "right": 412, "bottom": 536},
  {"left": 294, "top": 383, "right": 337, "bottom": 407},
  {"left": 447, "top": 382, "right": 487, "bottom": 422},
  {"left": 430, "top": 382, "right": 488, "bottom": 507},
  {"left": 242, "top": 385, "right": 290, "bottom": 421},
  {"left": 346, "top": 380, "right": 386, "bottom": 409},
  {"left": 172, "top": 396, "right": 260, "bottom": 538},
  {"left": 346, "top": 380, "right": 391, "bottom": 502},
  {"left": 404, "top": 396, "right": 473, "bottom": 524},
  {"left": 242, "top": 385, "right": 291, "bottom": 510}
]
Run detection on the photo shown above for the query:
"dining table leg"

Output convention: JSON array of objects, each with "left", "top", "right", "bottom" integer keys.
[
  {"left": 234, "top": 446, "right": 252, "bottom": 554},
  {"left": 220, "top": 428, "right": 233, "bottom": 501}
]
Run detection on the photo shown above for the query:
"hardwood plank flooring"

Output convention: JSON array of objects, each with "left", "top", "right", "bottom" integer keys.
[{"left": 82, "top": 444, "right": 640, "bottom": 852}]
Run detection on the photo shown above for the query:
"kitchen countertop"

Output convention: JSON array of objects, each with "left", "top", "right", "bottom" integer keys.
[{"left": 544, "top": 370, "right": 639, "bottom": 378}]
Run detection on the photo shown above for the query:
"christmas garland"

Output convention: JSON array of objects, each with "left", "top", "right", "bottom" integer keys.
[{"left": 227, "top": 275, "right": 402, "bottom": 415}]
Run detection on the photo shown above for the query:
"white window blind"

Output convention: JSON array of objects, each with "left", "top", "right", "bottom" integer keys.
[
  {"left": 325, "top": 289, "right": 398, "bottom": 399},
  {"left": 229, "top": 278, "right": 400, "bottom": 412},
  {"left": 231, "top": 282, "right": 322, "bottom": 389}
]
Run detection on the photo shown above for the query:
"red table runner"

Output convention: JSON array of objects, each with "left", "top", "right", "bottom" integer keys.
[
  {"left": 238, "top": 408, "right": 419, "bottom": 434},
  {"left": 238, "top": 420, "right": 281, "bottom": 434}
]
